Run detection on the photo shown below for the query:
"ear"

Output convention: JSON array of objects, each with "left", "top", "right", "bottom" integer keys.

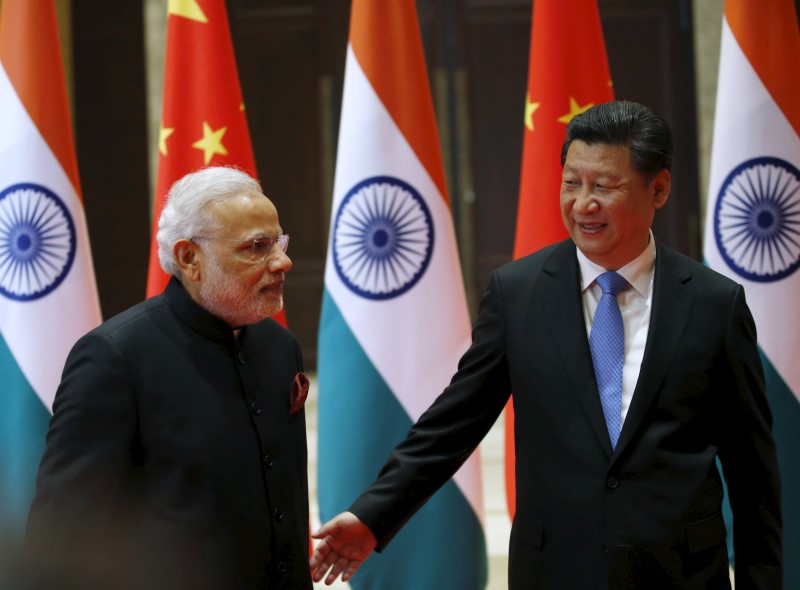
[
  {"left": 652, "top": 169, "right": 671, "bottom": 209},
  {"left": 173, "top": 239, "right": 202, "bottom": 282}
]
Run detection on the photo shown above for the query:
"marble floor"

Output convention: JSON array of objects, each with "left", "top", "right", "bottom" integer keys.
[{"left": 306, "top": 375, "right": 510, "bottom": 590}]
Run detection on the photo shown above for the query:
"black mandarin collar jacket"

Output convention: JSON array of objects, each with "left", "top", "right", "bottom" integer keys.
[{"left": 28, "top": 277, "right": 312, "bottom": 590}]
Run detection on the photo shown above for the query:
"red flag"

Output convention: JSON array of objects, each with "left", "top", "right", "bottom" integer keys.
[
  {"left": 146, "top": 0, "right": 286, "bottom": 325},
  {"left": 506, "top": 0, "right": 614, "bottom": 516}
]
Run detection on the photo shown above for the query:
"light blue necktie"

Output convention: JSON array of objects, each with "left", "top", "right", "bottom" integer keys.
[{"left": 589, "top": 271, "right": 628, "bottom": 449}]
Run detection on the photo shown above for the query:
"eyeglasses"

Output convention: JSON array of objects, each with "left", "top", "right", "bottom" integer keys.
[{"left": 193, "top": 234, "right": 290, "bottom": 263}]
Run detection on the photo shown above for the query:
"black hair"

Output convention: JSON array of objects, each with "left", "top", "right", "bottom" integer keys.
[{"left": 560, "top": 100, "right": 673, "bottom": 177}]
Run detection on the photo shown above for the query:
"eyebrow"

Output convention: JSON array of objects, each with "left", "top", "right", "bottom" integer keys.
[{"left": 243, "top": 230, "right": 283, "bottom": 240}]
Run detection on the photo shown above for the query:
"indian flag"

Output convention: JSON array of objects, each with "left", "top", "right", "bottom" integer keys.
[
  {"left": 703, "top": 0, "right": 800, "bottom": 586},
  {"left": 0, "top": 0, "right": 101, "bottom": 537},
  {"left": 316, "top": 1, "right": 487, "bottom": 588}
]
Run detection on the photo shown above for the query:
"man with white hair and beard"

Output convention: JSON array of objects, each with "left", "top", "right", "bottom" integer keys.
[{"left": 26, "top": 167, "right": 313, "bottom": 590}]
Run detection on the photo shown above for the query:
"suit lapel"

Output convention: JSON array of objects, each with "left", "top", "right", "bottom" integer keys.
[
  {"left": 613, "top": 244, "right": 694, "bottom": 457},
  {"left": 539, "top": 241, "right": 614, "bottom": 456}
]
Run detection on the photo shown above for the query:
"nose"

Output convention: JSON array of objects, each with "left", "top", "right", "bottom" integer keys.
[
  {"left": 268, "top": 248, "right": 292, "bottom": 273},
  {"left": 573, "top": 188, "right": 599, "bottom": 215}
]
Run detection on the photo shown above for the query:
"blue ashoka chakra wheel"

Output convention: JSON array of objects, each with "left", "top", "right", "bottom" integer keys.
[
  {"left": 0, "top": 183, "right": 77, "bottom": 301},
  {"left": 714, "top": 157, "right": 800, "bottom": 283},
  {"left": 333, "top": 175, "right": 435, "bottom": 300}
]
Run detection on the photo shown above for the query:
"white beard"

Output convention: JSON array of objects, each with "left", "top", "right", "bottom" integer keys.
[{"left": 198, "top": 255, "right": 283, "bottom": 327}]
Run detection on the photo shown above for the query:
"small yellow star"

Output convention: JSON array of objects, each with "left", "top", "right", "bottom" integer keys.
[
  {"left": 240, "top": 102, "right": 245, "bottom": 112},
  {"left": 557, "top": 97, "right": 594, "bottom": 125},
  {"left": 524, "top": 94, "right": 541, "bottom": 132},
  {"left": 192, "top": 122, "right": 228, "bottom": 164},
  {"left": 158, "top": 125, "right": 175, "bottom": 156},
  {"left": 168, "top": 0, "right": 208, "bottom": 23}
]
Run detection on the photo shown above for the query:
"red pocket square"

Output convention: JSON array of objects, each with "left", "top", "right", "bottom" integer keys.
[{"left": 290, "top": 372, "right": 309, "bottom": 414}]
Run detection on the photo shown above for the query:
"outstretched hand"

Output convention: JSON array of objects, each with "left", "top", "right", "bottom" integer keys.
[{"left": 310, "top": 512, "right": 377, "bottom": 585}]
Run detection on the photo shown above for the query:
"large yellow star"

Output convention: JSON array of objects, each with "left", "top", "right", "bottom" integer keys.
[
  {"left": 158, "top": 125, "right": 175, "bottom": 156},
  {"left": 524, "top": 94, "right": 541, "bottom": 132},
  {"left": 168, "top": 0, "right": 208, "bottom": 23},
  {"left": 557, "top": 97, "right": 594, "bottom": 125},
  {"left": 192, "top": 122, "right": 228, "bottom": 164}
]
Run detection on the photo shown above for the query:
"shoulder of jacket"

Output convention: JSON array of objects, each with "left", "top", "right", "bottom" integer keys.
[
  {"left": 495, "top": 240, "right": 570, "bottom": 279},
  {"left": 656, "top": 243, "right": 740, "bottom": 296},
  {"left": 91, "top": 296, "right": 168, "bottom": 341}
]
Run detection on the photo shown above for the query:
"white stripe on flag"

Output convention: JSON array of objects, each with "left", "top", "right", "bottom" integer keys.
[
  {"left": 324, "top": 46, "right": 482, "bottom": 519},
  {"left": 703, "top": 20, "right": 800, "bottom": 398},
  {"left": 0, "top": 65, "right": 101, "bottom": 411}
]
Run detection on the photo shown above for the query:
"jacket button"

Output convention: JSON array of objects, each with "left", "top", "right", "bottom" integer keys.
[
  {"left": 274, "top": 508, "right": 283, "bottom": 521},
  {"left": 278, "top": 562, "right": 287, "bottom": 574},
  {"left": 238, "top": 350, "right": 247, "bottom": 364},
  {"left": 251, "top": 402, "right": 261, "bottom": 415},
  {"left": 263, "top": 454, "right": 274, "bottom": 468},
  {"left": 606, "top": 476, "right": 619, "bottom": 489}
]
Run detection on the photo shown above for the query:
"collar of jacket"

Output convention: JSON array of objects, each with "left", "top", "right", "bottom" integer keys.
[{"left": 163, "top": 276, "right": 242, "bottom": 343}]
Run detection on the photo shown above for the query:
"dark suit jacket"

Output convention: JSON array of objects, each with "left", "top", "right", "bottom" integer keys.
[
  {"left": 27, "top": 278, "right": 312, "bottom": 590},
  {"left": 350, "top": 239, "right": 782, "bottom": 589}
]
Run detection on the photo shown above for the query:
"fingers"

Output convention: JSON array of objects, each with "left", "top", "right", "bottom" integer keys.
[
  {"left": 310, "top": 551, "right": 363, "bottom": 585},
  {"left": 325, "top": 556, "right": 351, "bottom": 585},
  {"left": 309, "top": 547, "right": 330, "bottom": 583},
  {"left": 311, "top": 520, "right": 338, "bottom": 540},
  {"left": 309, "top": 543, "right": 349, "bottom": 585},
  {"left": 309, "top": 512, "right": 375, "bottom": 584},
  {"left": 309, "top": 539, "right": 339, "bottom": 584},
  {"left": 312, "top": 510, "right": 353, "bottom": 540},
  {"left": 309, "top": 536, "right": 365, "bottom": 584},
  {"left": 341, "top": 559, "right": 361, "bottom": 582},
  {"left": 308, "top": 539, "right": 330, "bottom": 571}
]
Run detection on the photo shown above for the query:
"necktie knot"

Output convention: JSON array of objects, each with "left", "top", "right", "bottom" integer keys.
[{"left": 596, "top": 271, "right": 628, "bottom": 297}]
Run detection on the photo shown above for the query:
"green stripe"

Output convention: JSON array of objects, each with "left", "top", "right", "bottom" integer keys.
[
  {"left": 762, "top": 351, "right": 800, "bottom": 588},
  {"left": 0, "top": 333, "right": 50, "bottom": 541}
]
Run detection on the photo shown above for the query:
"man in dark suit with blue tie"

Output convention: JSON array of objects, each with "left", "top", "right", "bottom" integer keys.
[{"left": 310, "top": 101, "right": 783, "bottom": 589}]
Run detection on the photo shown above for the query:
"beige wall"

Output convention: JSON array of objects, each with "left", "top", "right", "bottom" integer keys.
[
  {"left": 55, "top": 0, "right": 72, "bottom": 106},
  {"left": 144, "top": 0, "right": 167, "bottom": 211},
  {"left": 693, "top": 0, "right": 725, "bottom": 238}
]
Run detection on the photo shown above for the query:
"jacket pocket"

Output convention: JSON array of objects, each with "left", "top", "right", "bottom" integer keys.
[{"left": 686, "top": 512, "right": 727, "bottom": 553}]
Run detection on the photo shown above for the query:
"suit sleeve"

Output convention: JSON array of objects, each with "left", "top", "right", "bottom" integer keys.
[
  {"left": 26, "top": 330, "right": 139, "bottom": 577},
  {"left": 716, "top": 284, "right": 782, "bottom": 588},
  {"left": 349, "top": 270, "right": 513, "bottom": 549}
]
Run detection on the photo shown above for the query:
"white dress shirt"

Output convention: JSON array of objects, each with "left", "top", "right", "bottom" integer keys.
[{"left": 577, "top": 232, "right": 657, "bottom": 426}]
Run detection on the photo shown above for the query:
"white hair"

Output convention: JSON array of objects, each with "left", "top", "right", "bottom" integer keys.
[{"left": 157, "top": 166, "right": 262, "bottom": 276}]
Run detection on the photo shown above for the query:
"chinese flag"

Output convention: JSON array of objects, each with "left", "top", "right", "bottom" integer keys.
[
  {"left": 506, "top": 0, "right": 614, "bottom": 516},
  {"left": 146, "top": 0, "right": 286, "bottom": 326}
]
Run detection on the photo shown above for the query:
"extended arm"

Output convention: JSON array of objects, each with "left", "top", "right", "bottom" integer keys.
[{"left": 346, "top": 270, "right": 512, "bottom": 548}]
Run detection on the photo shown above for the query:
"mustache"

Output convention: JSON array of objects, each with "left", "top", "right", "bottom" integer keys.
[{"left": 259, "top": 273, "right": 285, "bottom": 289}]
